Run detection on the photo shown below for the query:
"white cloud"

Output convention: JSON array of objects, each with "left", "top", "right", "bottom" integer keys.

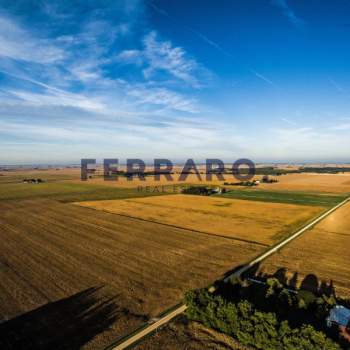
[
  {"left": 116, "top": 50, "right": 143, "bottom": 65},
  {"left": 8, "top": 89, "right": 105, "bottom": 112},
  {"left": 271, "top": 0, "right": 305, "bottom": 28},
  {"left": 266, "top": 126, "right": 350, "bottom": 160},
  {"left": 0, "top": 13, "right": 203, "bottom": 117},
  {"left": 0, "top": 121, "right": 95, "bottom": 141},
  {"left": 142, "top": 31, "right": 202, "bottom": 87},
  {"left": 127, "top": 86, "right": 199, "bottom": 113},
  {"left": 0, "top": 15, "right": 65, "bottom": 63},
  {"left": 328, "top": 78, "right": 345, "bottom": 93},
  {"left": 250, "top": 69, "right": 275, "bottom": 86},
  {"left": 6, "top": 4, "right": 341, "bottom": 164},
  {"left": 117, "top": 31, "right": 210, "bottom": 88},
  {"left": 281, "top": 117, "right": 297, "bottom": 126}
]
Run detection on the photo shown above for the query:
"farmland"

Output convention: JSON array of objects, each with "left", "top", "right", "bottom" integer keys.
[
  {"left": 0, "top": 198, "right": 263, "bottom": 349},
  {"left": 64, "top": 169, "right": 350, "bottom": 194},
  {"left": 257, "top": 173, "right": 350, "bottom": 194},
  {"left": 0, "top": 180, "right": 169, "bottom": 202},
  {"left": 257, "top": 201, "right": 350, "bottom": 298},
  {"left": 0, "top": 167, "right": 79, "bottom": 184},
  {"left": 76, "top": 194, "right": 324, "bottom": 246},
  {"left": 218, "top": 189, "right": 346, "bottom": 206},
  {"left": 1, "top": 168, "right": 349, "bottom": 349}
]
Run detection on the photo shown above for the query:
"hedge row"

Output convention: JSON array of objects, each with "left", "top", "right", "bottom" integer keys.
[{"left": 185, "top": 287, "right": 341, "bottom": 350}]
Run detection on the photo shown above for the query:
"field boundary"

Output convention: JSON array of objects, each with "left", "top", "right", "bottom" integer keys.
[
  {"left": 77, "top": 205, "right": 270, "bottom": 247},
  {"left": 217, "top": 189, "right": 347, "bottom": 207},
  {"left": 222, "top": 196, "right": 350, "bottom": 282},
  {"left": 105, "top": 196, "right": 350, "bottom": 350}
]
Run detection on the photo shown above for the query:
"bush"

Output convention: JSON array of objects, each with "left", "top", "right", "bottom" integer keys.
[
  {"left": 185, "top": 288, "right": 341, "bottom": 350},
  {"left": 182, "top": 186, "right": 211, "bottom": 195}
]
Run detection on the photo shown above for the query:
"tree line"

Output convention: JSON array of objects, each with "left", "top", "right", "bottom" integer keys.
[{"left": 185, "top": 277, "right": 349, "bottom": 349}]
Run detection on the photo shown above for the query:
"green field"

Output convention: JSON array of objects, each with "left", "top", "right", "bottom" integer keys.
[
  {"left": 0, "top": 182, "right": 166, "bottom": 202},
  {"left": 217, "top": 189, "right": 346, "bottom": 207},
  {"left": 0, "top": 172, "right": 78, "bottom": 184}
]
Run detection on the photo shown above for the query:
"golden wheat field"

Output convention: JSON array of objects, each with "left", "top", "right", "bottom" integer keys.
[
  {"left": 257, "top": 201, "right": 350, "bottom": 297},
  {"left": 0, "top": 199, "right": 263, "bottom": 349},
  {"left": 257, "top": 173, "right": 350, "bottom": 194},
  {"left": 1, "top": 167, "right": 349, "bottom": 348},
  {"left": 76, "top": 194, "right": 324, "bottom": 246}
]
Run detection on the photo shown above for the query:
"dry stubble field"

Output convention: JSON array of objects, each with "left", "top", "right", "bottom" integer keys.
[
  {"left": 1, "top": 168, "right": 348, "bottom": 349},
  {"left": 61, "top": 168, "right": 350, "bottom": 194},
  {"left": 76, "top": 194, "right": 324, "bottom": 246},
  {"left": 257, "top": 173, "right": 350, "bottom": 194},
  {"left": 257, "top": 201, "right": 350, "bottom": 298},
  {"left": 0, "top": 198, "right": 263, "bottom": 349}
]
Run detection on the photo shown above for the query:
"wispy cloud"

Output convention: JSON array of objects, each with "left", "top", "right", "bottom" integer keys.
[
  {"left": 149, "top": 0, "right": 233, "bottom": 59},
  {"left": 271, "top": 0, "right": 305, "bottom": 28},
  {"left": 143, "top": 31, "right": 202, "bottom": 87},
  {"left": 127, "top": 85, "right": 199, "bottom": 113},
  {"left": 328, "top": 78, "right": 345, "bottom": 93},
  {"left": 0, "top": 3, "right": 220, "bottom": 164},
  {"left": 118, "top": 31, "right": 210, "bottom": 88},
  {"left": 0, "top": 15, "right": 65, "bottom": 63},
  {"left": 250, "top": 69, "right": 275, "bottom": 86},
  {"left": 265, "top": 124, "right": 350, "bottom": 160},
  {"left": 184, "top": 26, "right": 234, "bottom": 60},
  {"left": 148, "top": 1, "right": 276, "bottom": 87},
  {"left": 1, "top": 1, "right": 346, "bottom": 164},
  {"left": 281, "top": 117, "right": 297, "bottom": 126},
  {"left": 0, "top": 69, "right": 106, "bottom": 111},
  {"left": 116, "top": 50, "right": 143, "bottom": 66},
  {"left": 0, "top": 5, "right": 205, "bottom": 117}
]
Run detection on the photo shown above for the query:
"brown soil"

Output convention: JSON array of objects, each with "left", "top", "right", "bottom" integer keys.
[
  {"left": 0, "top": 199, "right": 262, "bottom": 349},
  {"left": 76, "top": 194, "right": 323, "bottom": 246},
  {"left": 257, "top": 202, "right": 350, "bottom": 297}
]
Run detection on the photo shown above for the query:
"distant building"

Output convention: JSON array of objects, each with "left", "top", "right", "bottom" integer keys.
[
  {"left": 22, "top": 178, "right": 44, "bottom": 184},
  {"left": 262, "top": 175, "right": 270, "bottom": 183},
  {"left": 261, "top": 175, "right": 278, "bottom": 183},
  {"left": 211, "top": 187, "right": 222, "bottom": 194}
]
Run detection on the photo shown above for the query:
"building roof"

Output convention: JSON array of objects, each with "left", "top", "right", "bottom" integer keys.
[{"left": 327, "top": 305, "right": 350, "bottom": 327}]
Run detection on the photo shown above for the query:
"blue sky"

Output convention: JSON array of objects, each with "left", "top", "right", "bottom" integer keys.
[{"left": 0, "top": 0, "right": 350, "bottom": 164}]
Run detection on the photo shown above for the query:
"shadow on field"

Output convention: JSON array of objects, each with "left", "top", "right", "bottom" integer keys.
[
  {"left": 211, "top": 266, "right": 350, "bottom": 348},
  {"left": 220, "top": 260, "right": 337, "bottom": 298},
  {"left": 0, "top": 287, "right": 119, "bottom": 350},
  {"left": 220, "top": 261, "right": 261, "bottom": 283},
  {"left": 253, "top": 266, "right": 337, "bottom": 297}
]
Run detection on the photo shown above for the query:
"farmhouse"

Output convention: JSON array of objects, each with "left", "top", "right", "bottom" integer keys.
[
  {"left": 22, "top": 178, "right": 44, "bottom": 184},
  {"left": 261, "top": 175, "right": 278, "bottom": 183},
  {"left": 211, "top": 187, "right": 222, "bottom": 194}
]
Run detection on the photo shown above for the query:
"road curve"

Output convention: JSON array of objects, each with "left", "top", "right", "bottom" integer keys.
[{"left": 107, "top": 196, "right": 350, "bottom": 350}]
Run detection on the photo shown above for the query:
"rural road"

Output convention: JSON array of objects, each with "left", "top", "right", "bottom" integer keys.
[
  {"left": 107, "top": 196, "right": 350, "bottom": 350},
  {"left": 107, "top": 304, "right": 187, "bottom": 350}
]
